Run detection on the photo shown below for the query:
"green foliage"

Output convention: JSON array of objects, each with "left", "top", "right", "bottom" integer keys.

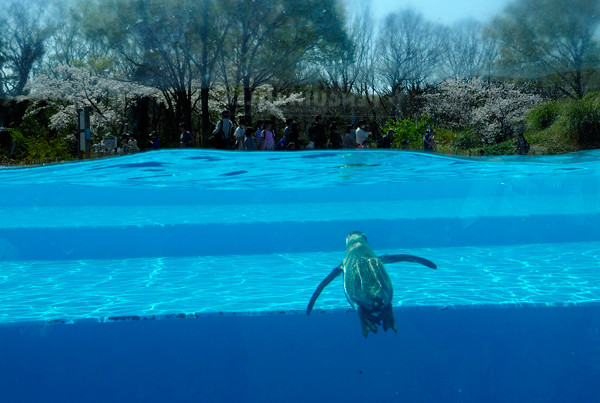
[
  {"left": 6, "top": 129, "right": 28, "bottom": 160},
  {"left": 527, "top": 101, "right": 560, "bottom": 131},
  {"left": 523, "top": 94, "right": 600, "bottom": 153},
  {"left": 484, "top": 138, "right": 515, "bottom": 155},
  {"left": 526, "top": 120, "right": 577, "bottom": 154},
  {"left": 7, "top": 106, "right": 74, "bottom": 164},
  {"left": 452, "top": 128, "right": 483, "bottom": 150},
  {"left": 564, "top": 93, "right": 600, "bottom": 148},
  {"left": 24, "top": 136, "right": 72, "bottom": 164},
  {"left": 381, "top": 116, "right": 431, "bottom": 149}
]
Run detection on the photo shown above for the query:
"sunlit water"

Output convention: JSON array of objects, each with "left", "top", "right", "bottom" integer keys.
[{"left": 1, "top": 149, "right": 599, "bottom": 324}]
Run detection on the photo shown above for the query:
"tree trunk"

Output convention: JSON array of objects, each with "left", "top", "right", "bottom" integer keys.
[
  {"left": 201, "top": 87, "right": 210, "bottom": 146},
  {"left": 133, "top": 96, "right": 150, "bottom": 144},
  {"left": 175, "top": 90, "right": 192, "bottom": 130},
  {"left": 200, "top": 1, "right": 210, "bottom": 146},
  {"left": 244, "top": 85, "right": 252, "bottom": 122}
]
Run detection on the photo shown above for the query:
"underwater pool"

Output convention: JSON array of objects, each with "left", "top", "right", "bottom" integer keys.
[
  {"left": 1, "top": 150, "right": 600, "bottom": 402},
  {"left": 1, "top": 149, "right": 599, "bottom": 323}
]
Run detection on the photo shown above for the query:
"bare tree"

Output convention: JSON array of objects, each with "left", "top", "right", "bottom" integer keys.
[
  {"left": 486, "top": 0, "right": 600, "bottom": 98},
  {"left": 219, "top": 0, "right": 347, "bottom": 119},
  {"left": 352, "top": 9, "right": 384, "bottom": 132},
  {"left": 80, "top": 0, "right": 230, "bottom": 136},
  {"left": 0, "top": 0, "right": 54, "bottom": 96},
  {"left": 0, "top": 35, "right": 6, "bottom": 98},
  {"left": 373, "top": 9, "right": 446, "bottom": 119},
  {"left": 42, "top": 2, "right": 115, "bottom": 75},
  {"left": 376, "top": 9, "right": 446, "bottom": 94},
  {"left": 188, "top": 0, "right": 231, "bottom": 139},
  {"left": 317, "top": 6, "right": 374, "bottom": 94},
  {"left": 440, "top": 19, "right": 498, "bottom": 80}
]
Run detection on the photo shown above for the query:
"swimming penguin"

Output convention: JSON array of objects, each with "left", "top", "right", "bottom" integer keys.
[{"left": 306, "top": 231, "right": 437, "bottom": 337}]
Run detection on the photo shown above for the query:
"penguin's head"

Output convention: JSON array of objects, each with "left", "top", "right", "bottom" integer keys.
[{"left": 346, "top": 231, "right": 366, "bottom": 247}]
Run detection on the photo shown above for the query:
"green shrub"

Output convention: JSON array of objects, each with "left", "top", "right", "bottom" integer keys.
[
  {"left": 527, "top": 101, "right": 560, "bottom": 131},
  {"left": 526, "top": 114, "right": 578, "bottom": 154},
  {"left": 564, "top": 95, "right": 600, "bottom": 148},
  {"left": 485, "top": 139, "right": 516, "bottom": 155},
  {"left": 12, "top": 108, "right": 74, "bottom": 164},
  {"left": 452, "top": 128, "right": 483, "bottom": 150},
  {"left": 381, "top": 116, "right": 431, "bottom": 149},
  {"left": 7, "top": 129, "right": 29, "bottom": 160},
  {"left": 582, "top": 92, "right": 600, "bottom": 103},
  {"left": 25, "top": 136, "right": 72, "bottom": 164}
]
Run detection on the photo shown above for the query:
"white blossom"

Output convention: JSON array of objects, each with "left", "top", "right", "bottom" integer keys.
[
  {"left": 25, "top": 65, "right": 160, "bottom": 139},
  {"left": 254, "top": 85, "right": 305, "bottom": 120},
  {"left": 425, "top": 78, "right": 542, "bottom": 144},
  {"left": 209, "top": 84, "right": 304, "bottom": 120}
]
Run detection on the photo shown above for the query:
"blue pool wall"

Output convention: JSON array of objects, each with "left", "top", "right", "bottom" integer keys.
[{"left": 1, "top": 305, "right": 599, "bottom": 402}]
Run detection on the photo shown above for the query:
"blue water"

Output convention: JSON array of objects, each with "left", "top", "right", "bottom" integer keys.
[{"left": 1, "top": 150, "right": 600, "bottom": 325}]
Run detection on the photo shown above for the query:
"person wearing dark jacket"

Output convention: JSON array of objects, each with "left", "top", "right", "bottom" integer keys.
[{"left": 309, "top": 115, "right": 327, "bottom": 149}]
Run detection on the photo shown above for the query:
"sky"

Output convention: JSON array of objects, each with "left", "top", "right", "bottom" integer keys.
[{"left": 351, "top": 0, "right": 513, "bottom": 25}]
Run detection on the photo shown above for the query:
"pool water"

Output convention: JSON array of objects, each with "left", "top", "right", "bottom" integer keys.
[{"left": 1, "top": 150, "right": 599, "bottom": 325}]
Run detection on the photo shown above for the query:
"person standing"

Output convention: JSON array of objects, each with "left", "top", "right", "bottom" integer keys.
[
  {"left": 283, "top": 118, "right": 292, "bottom": 140},
  {"left": 245, "top": 126, "right": 257, "bottom": 151},
  {"left": 179, "top": 123, "right": 194, "bottom": 148},
  {"left": 343, "top": 125, "right": 357, "bottom": 149},
  {"left": 260, "top": 121, "right": 275, "bottom": 150},
  {"left": 254, "top": 120, "right": 264, "bottom": 148},
  {"left": 329, "top": 122, "right": 342, "bottom": 149},
  {"left": 355, "top": 121, "right": 370, "bottom": 148},
  {"left": 234, "top": 118, "right": 247, "bottom": 150},
  {"left": 286, "top": 121, "right": 301, "bottom": 150},
  {"left": 423, "top": 127, "right": 436, "bottom": 152},
  {"left": 149, "top": 131, "right": 161, "bottom": 150},
  {"left": 309, "top": 115, "right": 327, "bottom": 149},
  {"left": 128, "top": 133, "right": 140, "bottom": 153},
  {"left": 212, "top": 110, "right": 234, "bottom": 149},
  {"left": 377, "top": 130, "right": 393, "bottom": 149}
]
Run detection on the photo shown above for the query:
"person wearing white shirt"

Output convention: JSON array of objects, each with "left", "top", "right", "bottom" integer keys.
[{"left": 355, "top": 121, "right": 370, "bottom": 147}]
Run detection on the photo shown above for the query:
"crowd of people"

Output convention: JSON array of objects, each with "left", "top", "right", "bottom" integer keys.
[
  {"left": 193, "top": 111, "right": 385, "bottom": 152},
  {"left": 144, "top": 110, "right": 530, "bottom": 155},
  {"left": 170, "top": 111, "right": 444, "bottom": 152}
]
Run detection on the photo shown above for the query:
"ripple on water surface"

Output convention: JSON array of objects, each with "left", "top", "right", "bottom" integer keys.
[{"left": 2, "top": 149, "right": 600, "bottom": 190}]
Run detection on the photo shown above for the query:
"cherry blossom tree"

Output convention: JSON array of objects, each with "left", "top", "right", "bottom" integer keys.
[
  {"left": 25, "top": 65, "right": 159, "bottom": 140},
  {"left": 209, "top": 84, "right": 304, "bottom": 122},
  {"left": 426, "top": 78, "right": 542, "bottom": 144}
]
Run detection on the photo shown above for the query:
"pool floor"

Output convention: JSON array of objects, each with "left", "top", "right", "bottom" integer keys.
[{"left": 1, "top": 241, "right": 599, "bottom": 324}]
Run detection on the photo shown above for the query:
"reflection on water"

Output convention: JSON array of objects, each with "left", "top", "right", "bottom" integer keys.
[{"left": 2, "top": 149, "right": 600, "bottom": 190}]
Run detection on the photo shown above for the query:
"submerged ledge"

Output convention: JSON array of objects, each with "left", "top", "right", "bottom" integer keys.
[
  {"left": 3, "top": 213, "right": 599, "bottom": 260},
  {"left": 2, "top": 300, "right": 599, "bottom": 329}
]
